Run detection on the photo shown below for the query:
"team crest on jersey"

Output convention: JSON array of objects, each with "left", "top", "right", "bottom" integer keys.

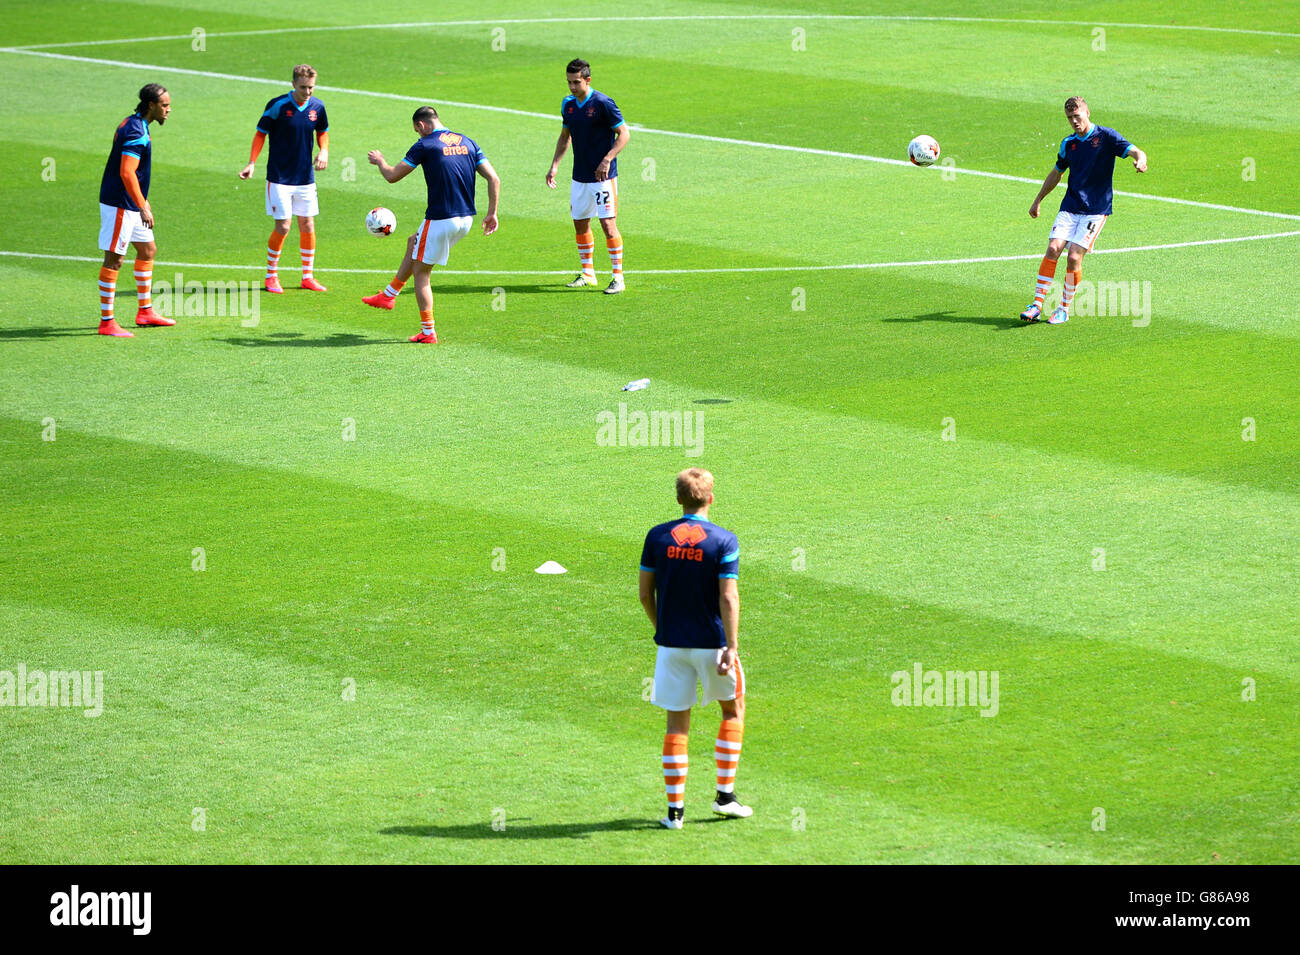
[
  {"left": 284, "top": 108, "right": 293, "bottom": 117},
  {"left": 1090, "top": 136, "right": 1099, "bottom": 147},
  {"left": 585, "top": 106, "right": 596, "bottom": 117},
  {"left": 439, "top": 132, "right": 464, "bottom": 146},
  {"left": 671, "top": 524, "right": 708, "bottom": 547},
  {"left": 308, "top": 109, "right": 318, "bottom": 121}
]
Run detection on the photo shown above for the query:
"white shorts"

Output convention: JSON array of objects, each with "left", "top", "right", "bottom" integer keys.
[
  {"left": 266, "top": 180, "right": 319, "bottom": 219},
  {"left": 98, "top": 203, "right": 153, "bottom": 254},
  {"left": 1050, "top": 211, "right": 1108, "bottom": 251},
  {"left": 413, "top": 216, "right": 473, "bottom": 266},
  {"left": 570, "top": 178, "right": 618, "bottom": 220},
  {"left": 651, "top": 646, "right": 745, "bottom": 711}
]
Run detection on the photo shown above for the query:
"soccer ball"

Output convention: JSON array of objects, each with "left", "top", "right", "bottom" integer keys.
[
  {"left": 908, "top": 135, "right": 940, "bottom": 167},
  {"left": 365, "top": 207, "right": 396, "bottom": 236}
]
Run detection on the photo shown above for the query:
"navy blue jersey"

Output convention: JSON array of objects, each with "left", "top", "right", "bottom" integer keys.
[
  {"left": 401, "top": 129, "right": 485, "bottom": 220},
  {"left": 98, "top": 113, "right": 151, "bottom": 210},
  {"left": 256, "top": 93, "right": 328, "bottom": 186},
  {"left": 1054, "top": 124, "right": 1132, "bottom": 216},
  {"left": 640, "top": 515, "right": 739, "bottom": 649},
  {"left": 561, "top": 89, "right": 624, "bottom": 183}
]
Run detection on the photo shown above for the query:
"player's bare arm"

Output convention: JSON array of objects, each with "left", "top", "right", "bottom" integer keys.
[
  {"left": 1129, "top": 146, "right": 1148, "bottom": 173},
  {"left": 546, "top": 128, "right": 571, "bottom": 188},
  {"left": 368, "top": 150, "right": 415, "bottom": 183},
  {"left": 315, "top": 130, "right": 329, "bottom": 171},
  {"left": 476, "top": 159, "right": 501, "bottom": 235},
  {"left": 1029, "top": 166, "right": 1064, "bottom": 219},
  {"left": 717, "top": 577, "right": 739, "bottom": 675},
  {"left": 639, "top": 569, "right": 657, "bottom": 626},
  {"left": 595, "top": 124, "right": 630, "bottom": 183}
]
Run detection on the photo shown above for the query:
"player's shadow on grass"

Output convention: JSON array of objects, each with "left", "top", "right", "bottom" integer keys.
[
  {"left": 216, "top": 332, "right": 404, "bottom": 347},
  {"left": 436, "top": 284, "right": 567, "bottom": 296},
  {"left": 0, "top": 327, "right": 94, "bottom": 340},
  {"left": 886, "top": 310, "right": 1031, "bottom": 330},
  {"left": 381, "top": 816, "right": 716, "bottom": 840}
]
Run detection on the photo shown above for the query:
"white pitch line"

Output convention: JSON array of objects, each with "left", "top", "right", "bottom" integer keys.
[
  {"left": 4, "top": 232, "right": 1296, "bottom": 276},
  {"left": 2, "top": 14, "right": 1297, "bottom": 50},
  {"left": 5, "top": 47, "right": 1299, "bottom": 225}
]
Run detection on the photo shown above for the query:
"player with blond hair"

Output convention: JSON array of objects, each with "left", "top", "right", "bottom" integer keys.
[
  {"left": 639, "top": 468, "right": 749, "bottom": 829},
  {"left": 1021, "top": 96, "right": 1147, "bottom": 325},
  {"left": 239, "top": 64, "right": 330, "bottom": 294}
]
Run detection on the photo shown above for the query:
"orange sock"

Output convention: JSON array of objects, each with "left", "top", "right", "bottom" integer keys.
[
  {"left": 299, "top": 232, "right": 316, "bottom": 278},
  {"left": 576, "top": 231, "right": 595, "bottom": 277},
  {"left": 98, "top": 266, "right": 119, "bottom": 322},
  {"left": 662, "top": 733, "right": 688, "bottom": 811},
  {"left": 1033, "top": 256, "right": 1058, "bottom": 307},
  {"left": 266, "top": 231, "right": 286, "bottom": 279},
  {"left": 606, "top": 235, "right": 623, "bottom": 276},
  {"left": 419, "top": 308, "right": 435, "bottom": 335},
  {"left": 1061, "top": 269, "right": 1081, "bottom": 310},
  {"left": 384, "top": 277, "right": 406, "bottom": 298},
  {"left": 715, "top": 718, "right": 743, "bottom": 794},
  {"left": 133, "top": 258, "right": 153, "bottom": 311}
]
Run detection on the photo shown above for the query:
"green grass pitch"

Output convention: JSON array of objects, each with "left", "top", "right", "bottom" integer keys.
[{"left": 1, "top": 0, "right": 1297, "bottom": 864}]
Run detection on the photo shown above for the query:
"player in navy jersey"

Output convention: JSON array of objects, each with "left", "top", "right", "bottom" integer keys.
[
  {"left": 239, "top": 65, "right": 330, "bottom": 293},
  {"left": 639, "top": 469, "right": 750, "bottom": 828},
  {"left": 96, "top": 83, "right": 173, "bottom": 337},
  {"left": 545, "top": 58, "right": 630, "bottom": 294},
  {"left": 363, "top": 106, "right": 500, "bottom": 343},
  {"left": 1021, "top": 97, "right": 1148, "bottom": 325}
]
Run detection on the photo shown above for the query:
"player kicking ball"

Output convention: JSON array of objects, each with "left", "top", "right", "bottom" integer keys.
[
  {"left": 1021, "top": 96, "right": 1147, "bottom": 325},
  {"left": 238, "top": 64, "right": 330, "bottom": 294},
  {"left": 640, "top": 469, "right": 751, "bottom": 829},
  {"left": 363, "top": 106, "right": 500, "bottom": 343}
]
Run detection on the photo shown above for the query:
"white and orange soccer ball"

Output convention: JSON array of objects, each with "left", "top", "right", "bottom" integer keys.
[
  {"left": 908, "top": 135, "right": 940, "bottom": 167},
  {"left": 365, "top": 207, "right": 396, "bottom": 236}
]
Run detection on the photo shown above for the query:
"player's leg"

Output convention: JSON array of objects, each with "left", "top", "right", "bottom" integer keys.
[
  {"left": 597, "top": 180, "right": 623, "bottom": 294},
  {"left": 363, "top": 233, "right": 416, "bottom": 310},
  {"left": 662, "top": 708, "right": 690, "bottom": 829},
  {"left": 297, "top": 202, "right": 326, "bottom": 291},
  {"left": 708, "top": 654, "right": 751, "bottom": 818},
  {"left": 131, "top": 239, "right": 172, "bottom": 327},
  {"left": 1050, "top": 241, "right": 1089, "bottom": 325},
  {"left": 653, "top": 646, "right": 699, "bottom": 828},
  {"left": 266, "top": 218, "right": 290, "bottom": 293},
  {"left": 410, "top": 261, "right": 436, "bottom": 343},
  {"left": 264, "top": 181, "right": 294, "bottom": 293},
  {"left": 567, "top": 179, "right": 598, "bottom": 286},
  {"left": 568, "top": 217, "right": 597, "bottom": 287},
  {"left": 97, "top": 204, "right": 133, "bottom": 336},
  {"left": 1022, "top": 235, "right": 1067, "bottom": 322}
]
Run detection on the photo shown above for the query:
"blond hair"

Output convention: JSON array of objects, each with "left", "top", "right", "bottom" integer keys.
[
  {"left": 676, "top": 468, "right": 714, "bottom": 509},
  {"left": 292, "top": 64, "right": 317, "bottom": 82}
]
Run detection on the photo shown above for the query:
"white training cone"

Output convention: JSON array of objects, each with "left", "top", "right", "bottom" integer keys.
[{"left": 535, "top": 561, "right": 567, "bottom": 575}]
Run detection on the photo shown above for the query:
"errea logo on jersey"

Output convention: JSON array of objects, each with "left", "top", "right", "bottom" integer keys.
[{"left": 671, "top": 524, "right": 707, "bottom": 547}]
